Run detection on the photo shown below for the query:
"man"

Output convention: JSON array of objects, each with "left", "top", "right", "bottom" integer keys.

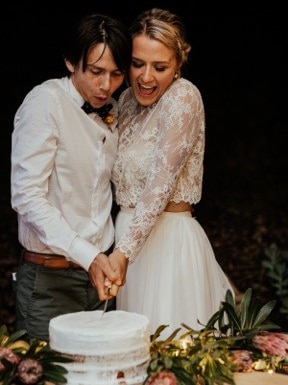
[{"left": 11, "top": 13, "right": 131, "bottom": 340}]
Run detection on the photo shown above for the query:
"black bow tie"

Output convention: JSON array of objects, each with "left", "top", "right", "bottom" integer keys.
[{"left": 81, "top": 102, "right": 113, "bottom": 119}]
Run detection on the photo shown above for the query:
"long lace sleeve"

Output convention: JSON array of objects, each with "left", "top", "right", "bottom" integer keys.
[{"left": 115, "top": 79, "right": 205, "bottom": 263}]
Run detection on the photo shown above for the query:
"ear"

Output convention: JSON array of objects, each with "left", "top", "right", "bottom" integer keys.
[
  {"left": 174, "top": 67, "right": 181, "bottom": 79},
  {"left": 64, "top": 59, "right": 75, "bottom": 73}
]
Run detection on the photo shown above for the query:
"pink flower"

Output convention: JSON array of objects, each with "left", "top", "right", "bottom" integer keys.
[
  {"left": 146, "top": 370, "right": 178, "bottom": 385},
  {"left": 17, "top": 358, "right": 43, "bottom": 384},
  {"left": 229, "top": 349, "right": 254, "bottom": 372},
  {"left": 253, "top": 332, "right": 288, "bottom": 356},
  {"left": 0, "top": 347, "right": 20, "bottom": 371}
]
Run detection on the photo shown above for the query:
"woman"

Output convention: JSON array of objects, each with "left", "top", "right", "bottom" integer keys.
[{"left": 109, "top": 8, "right": 234, "bottom": 338}]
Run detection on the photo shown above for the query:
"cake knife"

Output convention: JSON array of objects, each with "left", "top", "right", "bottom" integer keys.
[
  {"left": 101, "top": 286, "right": 111, "bottom": 318},
  {"left": 101, "top": 298, "right": 109, "bottom": 318}
]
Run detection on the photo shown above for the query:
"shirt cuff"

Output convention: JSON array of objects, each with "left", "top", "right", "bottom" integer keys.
[{"left": 68, "top": 237, "right": 101, "bottom": 271}]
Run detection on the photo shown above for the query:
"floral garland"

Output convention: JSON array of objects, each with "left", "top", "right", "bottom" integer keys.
[
  {"left": 0, "top": 326, "right": 71, "bottom": 385},
  {"left": 144, "top": 288, "right": 288, "bottom": 385}
]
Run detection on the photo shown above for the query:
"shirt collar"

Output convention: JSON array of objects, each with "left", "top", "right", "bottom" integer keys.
[
  {"left": 66, "top": 77, "right": 85, "bottom": 108},
  {"left": 65, "top": 77, "right": 117, "bottom": 132}
]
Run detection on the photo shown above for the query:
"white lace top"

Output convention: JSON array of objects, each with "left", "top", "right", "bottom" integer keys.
[{"left": 112, "top": 78, "right": 205, "bottom": 263}]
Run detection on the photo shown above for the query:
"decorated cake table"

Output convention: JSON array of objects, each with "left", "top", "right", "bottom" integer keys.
[
  {"left": 233, "top": 372, "right": 288, "bottom": 385},
  {"left": 1, "top": 290, "right": 287, "bottom": 385}
]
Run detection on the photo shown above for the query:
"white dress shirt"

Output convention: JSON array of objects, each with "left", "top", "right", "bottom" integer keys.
[{"left": 11, "top": 77, "right": 118, "bottom": 271}]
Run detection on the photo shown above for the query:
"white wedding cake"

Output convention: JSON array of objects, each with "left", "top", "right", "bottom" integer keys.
[{"left": 49, "top": 310, "right": 151, "bottom": 385}]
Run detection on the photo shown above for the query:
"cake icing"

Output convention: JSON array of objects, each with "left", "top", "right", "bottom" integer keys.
[{"left": 49, "top": 310, "right": 151, "bottom": 385}]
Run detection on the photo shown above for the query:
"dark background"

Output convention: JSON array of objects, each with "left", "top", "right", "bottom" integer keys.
[{"left": 1, "top": 1, "right": 287, "bottom": 330}]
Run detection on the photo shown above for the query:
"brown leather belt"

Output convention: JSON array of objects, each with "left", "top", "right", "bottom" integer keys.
[{"left": 23, "top": 251, "right": 82, "bottom": 269}]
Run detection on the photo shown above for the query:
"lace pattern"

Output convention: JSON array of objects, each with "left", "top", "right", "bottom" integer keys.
[{"left": 112, "top": 78, "right": 205, "bottom": 262}]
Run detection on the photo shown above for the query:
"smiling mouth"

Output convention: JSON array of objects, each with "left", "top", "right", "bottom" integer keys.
[{"left": 138, "top": 83, "right": 156, "bottom": 96}]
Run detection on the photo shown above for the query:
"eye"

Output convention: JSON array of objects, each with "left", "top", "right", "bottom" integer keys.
[
  {"left": 87, "top": 65, "right": 102, "bottom": 76},
  {"left": 112, "top": 71, "right": 124, "bottom": 77},
  {"left": 131, "top": 60, "right": 143, "bottom": 68},
  {"left": 90, "top": 69, "right": 102, "bottom": 76}
]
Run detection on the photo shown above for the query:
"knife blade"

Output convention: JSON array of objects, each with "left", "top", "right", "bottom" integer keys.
[
  {"left": 101, "top": 285, "right": 111, "bottom": 318},
  {"left": 101, "top": 298, "right": 109, "bottom": 318}
]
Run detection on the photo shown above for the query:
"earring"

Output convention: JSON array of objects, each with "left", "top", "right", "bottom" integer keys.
[{"left": 174, "top": 73, "right": 179, "bottom": 79}]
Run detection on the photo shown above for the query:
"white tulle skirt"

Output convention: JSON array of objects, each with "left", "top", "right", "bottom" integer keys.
[{"left": 115, "top": 208, "right": 234, "bottom": 339}]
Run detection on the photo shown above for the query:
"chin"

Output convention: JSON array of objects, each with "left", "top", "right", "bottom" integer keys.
[{"left": 135, "top": 93, "right": 157, "bottom": 107}]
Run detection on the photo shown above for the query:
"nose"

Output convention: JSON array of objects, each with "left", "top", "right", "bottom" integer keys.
[
  {"left": 141, "top": 66, "right": 154, "bottom": 82},
  {"left": 99, "top": 74, "right": 111, "bottom": 91}
]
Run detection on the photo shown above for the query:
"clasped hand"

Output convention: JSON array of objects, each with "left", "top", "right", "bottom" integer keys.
[{"left": 88, "top": 249, "right": 128, "bottom": 301}]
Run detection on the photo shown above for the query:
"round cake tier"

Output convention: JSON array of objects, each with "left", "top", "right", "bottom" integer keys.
[
  {"left": 49, "top": 310, "right": 150, "bottom": 355},
  {"left": 49, "top": 310, "right": 151, "bottom": 385},
  {"left": 61, "top": 358, "right": 149, "bottom": 385}
]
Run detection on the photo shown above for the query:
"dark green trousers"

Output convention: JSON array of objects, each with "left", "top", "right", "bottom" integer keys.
[{"left": 14, "top": 261, "right": 115, "bottom": 341}]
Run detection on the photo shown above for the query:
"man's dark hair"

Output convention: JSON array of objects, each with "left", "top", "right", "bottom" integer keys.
[{"left": 63, "top": 13, "right": 131, "bottom": 75}]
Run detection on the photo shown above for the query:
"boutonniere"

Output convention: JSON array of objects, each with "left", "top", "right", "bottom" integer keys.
[{"left": 103, "top": 113, "right": 115, "bottom": 125}]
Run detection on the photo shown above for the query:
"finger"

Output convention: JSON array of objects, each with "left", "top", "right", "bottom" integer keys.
[
  {"left": 104, "top": 277, "right": 112, "bottom": 288},
  {"left": 97, "top": 254, "right": 120, "bottom": 282},
  {"left": 88, "top": 266, "right": 108, "bottom": 301},
  {"left": 96, "top": 280, "right": 107, "bottom": 301},
  {"left": 105, "top": 285, "right": 111, "bottom": 295},
  {"left": 109, "top": 283, "right": 119, "bottom": 296}
]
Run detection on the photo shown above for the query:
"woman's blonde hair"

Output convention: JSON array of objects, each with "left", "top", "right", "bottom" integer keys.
[{"left": 130, "top": 8, "right": 191, "bottom": 76}]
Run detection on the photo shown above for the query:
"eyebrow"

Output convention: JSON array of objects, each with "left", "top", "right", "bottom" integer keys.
[
  {"left": 132, "top": 57, "right": 170, "bottom": 65},
  {"left": 87, "top": 63, "right": 102, "bottom": 69}
]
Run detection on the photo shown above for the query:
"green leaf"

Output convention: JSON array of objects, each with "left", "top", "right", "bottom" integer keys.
[
  {"left": 225, "top": 289, "right": 235, "bottom": 307},
  {"left": 5, "top": 329, "right": 28, "bottom": 345},
  {"left": 221, "top": 303, "right": 242, "bottom": 332},
  {"left": 239, "top": 288, "right": 252, "bottom": 328},
  {"left": 151, "top": 324, "right": 169, "bottom": 341},
  {"left": 252, "top": 300, "right": 277, "bottom": 327}
]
